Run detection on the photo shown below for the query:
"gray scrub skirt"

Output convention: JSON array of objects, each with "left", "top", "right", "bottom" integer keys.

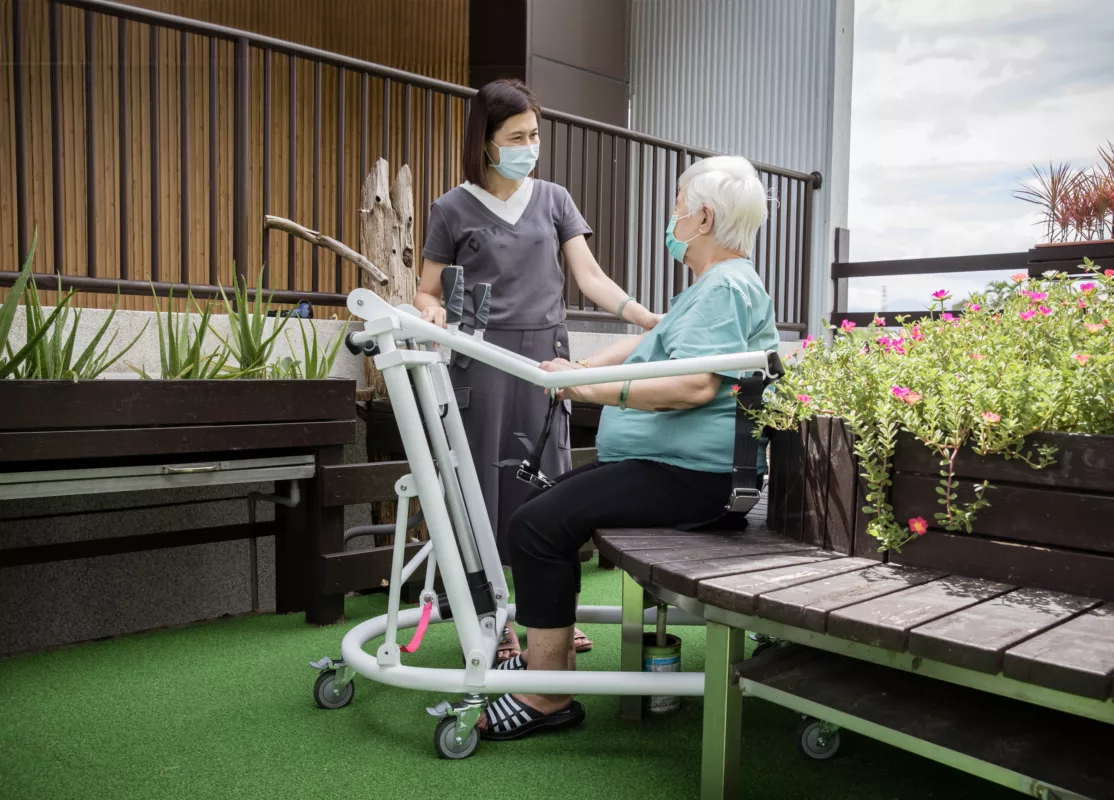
[{"left": 449, "top": 324, "right": 572, "bottom": 563}]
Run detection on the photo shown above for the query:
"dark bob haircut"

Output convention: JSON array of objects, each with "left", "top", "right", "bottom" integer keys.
[{"left": 463, "top": 79, "right": 542, "bottom": 190}]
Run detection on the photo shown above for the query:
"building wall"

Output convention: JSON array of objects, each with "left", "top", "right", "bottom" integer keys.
[
  {"left": 0, "top": 0, "right": 469, "bottom": 311},
  {"left": 628, "top": 0, "right": 853, "bottom": 335}
]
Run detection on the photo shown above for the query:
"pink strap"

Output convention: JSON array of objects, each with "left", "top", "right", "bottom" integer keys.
[{"left": 400, "top": 602, "right": 433, "bottom": 653}]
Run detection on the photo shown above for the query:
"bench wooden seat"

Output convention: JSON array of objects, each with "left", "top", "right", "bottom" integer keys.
[{"left": 594, "top": 516, "right": 1114, "bottom": 702}]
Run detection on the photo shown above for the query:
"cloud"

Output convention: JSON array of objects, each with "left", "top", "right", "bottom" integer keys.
[{"left": 847, "top": 0, "right": 1114, "bottom": 312}]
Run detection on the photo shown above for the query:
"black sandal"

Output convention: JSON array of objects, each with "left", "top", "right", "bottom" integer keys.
[{"left": 479, "top": 696, "right": 585, "bottom": 741}]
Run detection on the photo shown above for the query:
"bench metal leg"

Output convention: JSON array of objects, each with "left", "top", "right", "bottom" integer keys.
[
  {"left": 620, "top": 571, "right": 645, "bottom": 721},
  {"left": 702, "top": 621, "right": 745, "bottom": 800}
]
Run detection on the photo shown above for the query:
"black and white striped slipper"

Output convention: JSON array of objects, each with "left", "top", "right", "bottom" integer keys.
[
  {"left": 479, "top": 695, "right": 585, "bottom": 741},
  {"left": 495, "top": 654, "right": 526, "bottom": 671}
]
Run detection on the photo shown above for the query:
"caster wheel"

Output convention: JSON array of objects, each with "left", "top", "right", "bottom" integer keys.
[
  {"left": 435, "top": 717, "right": 480, "bottom": 760},
  {"left": 796, "top": 717, "right": 841, "bottom": 760},
  {"left": 313, "top": 670, "right": 355, "bottom": 709}
]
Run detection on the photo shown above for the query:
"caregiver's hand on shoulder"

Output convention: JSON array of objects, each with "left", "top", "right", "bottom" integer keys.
[{"left": 421, "top": 305, "right": 447, "bottom": 328}]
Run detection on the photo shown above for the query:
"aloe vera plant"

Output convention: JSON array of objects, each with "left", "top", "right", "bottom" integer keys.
[
  {"left": 279, "top": 317, "right": 346, "bottom": 379},
  {"left": 130, "top": 288, "right": 234, "bottom": 379},
  {"left": 216, "top": 267, "right": 290, "bottom": 378},
  {"left": 18, "top": 279, "right": 148, "bottom": 380},
  {"left": 3, "top": 231, "right": 147, "bottom": 380}
]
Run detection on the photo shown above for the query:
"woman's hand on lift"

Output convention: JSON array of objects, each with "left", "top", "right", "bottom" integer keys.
[
  {"left": 421, "top": 305, "right": 448, "bottom": 328},
  {"left": 540, "top": 358, "right": 587, "bottom": 403}
]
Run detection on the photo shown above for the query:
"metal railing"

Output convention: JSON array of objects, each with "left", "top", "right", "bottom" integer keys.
[
  {"left": 829, "top": 229, "right": 1112, "bottom": 326},
  {"left": 3, "top": 0, "right": 821, "bottom": 331}
]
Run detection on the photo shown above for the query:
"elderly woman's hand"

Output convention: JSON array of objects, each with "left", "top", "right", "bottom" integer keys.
[{"left": 540, "top": 358, "right": 588, "bottom": 403}]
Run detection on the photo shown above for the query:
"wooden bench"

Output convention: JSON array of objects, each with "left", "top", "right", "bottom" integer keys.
[{"left": 595, "top": 492, "right": 1114, "bottom": 800}]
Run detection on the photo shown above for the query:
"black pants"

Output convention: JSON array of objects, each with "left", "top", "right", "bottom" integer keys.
[{"left": 509, "top": 459, "right": 731, "bottom": 630}]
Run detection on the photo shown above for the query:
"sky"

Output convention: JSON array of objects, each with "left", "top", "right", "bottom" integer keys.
[{"left": 847, "top": 0, "right": 1114, "bottom": 313}]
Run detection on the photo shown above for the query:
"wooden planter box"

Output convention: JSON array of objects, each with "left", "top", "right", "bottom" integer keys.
[
  {"left": 0, "top": 379, "right": 357, "bottom": 463},
  {"left": 768, "top": 418, "right": 1114, "bottom": 601},
  {"left": 1028, "top": 239, "right": 1114, "bottom": 277}
]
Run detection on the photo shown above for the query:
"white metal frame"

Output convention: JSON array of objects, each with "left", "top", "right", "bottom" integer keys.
[{"left": 337, "top": 287, "right": 774, "bottom": 702}]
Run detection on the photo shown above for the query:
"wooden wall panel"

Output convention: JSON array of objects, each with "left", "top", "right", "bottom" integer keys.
[{"left": 2, "top": 0, "right": 468, "bottom": 311}]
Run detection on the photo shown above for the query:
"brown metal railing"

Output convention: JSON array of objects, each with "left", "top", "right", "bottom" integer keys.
[
  {"left": 3, "top": 0, "right": 820, "bottom": 331},
  {"left": 829, "top": 228, "right": 1113, "bottom": 327}
]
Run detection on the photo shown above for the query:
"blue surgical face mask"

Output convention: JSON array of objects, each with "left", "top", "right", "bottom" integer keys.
[
  {"left": 665, "top": 212, "right": 698, "bottom": 263},
  {"left": 489, "top": 142, "right": 540, "bottom": 181}
]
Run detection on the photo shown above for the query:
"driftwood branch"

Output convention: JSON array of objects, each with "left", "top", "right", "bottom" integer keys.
[{"left": 263, "top": 214, "right": 388, "bottom": 286}]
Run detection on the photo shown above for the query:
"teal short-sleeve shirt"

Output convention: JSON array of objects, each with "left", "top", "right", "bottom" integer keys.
[{"left": 595, "top": 258, "right": 778, "bottom": 473}]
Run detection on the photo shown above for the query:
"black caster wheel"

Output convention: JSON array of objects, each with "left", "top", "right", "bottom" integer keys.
[
  {"left": 434, "top": 717, "right": 480, "bottom": 760},
  {"left": 796, "top": 717, "right": 841, "bottom": 760},
  {"left": 752, "top": 641, "right": 773, "bottom": 657},
  {"left": 313, "top": 670, "right": 355, "bottom": 709}
]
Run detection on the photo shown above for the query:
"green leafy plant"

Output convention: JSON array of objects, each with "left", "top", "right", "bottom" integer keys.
[
  {"left": 281, "top": 318, "right": 346, "bottom": 379},
  {"left": 0, "top": 231, "right": 66, "bottom": 379},
  {"left": 130, "top": 288, "right": 235, "bottom": 379},
  {"left": 18, "top": 282, "right": 148, "bottom": 381},
  {"left": 748, "top": 258, "right": 1114, "bottom": 552},
  {"left": 215, "top": 267, "right": 290, "bottom": 378},
  {"left": 5, "top": 234, "right": 147, "bottom": 380}
]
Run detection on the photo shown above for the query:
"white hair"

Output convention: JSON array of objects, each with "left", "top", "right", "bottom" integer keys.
[{"left": 678, "top": 155, "right": 768, "bottom": 259}]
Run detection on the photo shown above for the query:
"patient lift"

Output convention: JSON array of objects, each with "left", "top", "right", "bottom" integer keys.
[{"left": 309, "top": 267, "right": 780, "bottom": 759}]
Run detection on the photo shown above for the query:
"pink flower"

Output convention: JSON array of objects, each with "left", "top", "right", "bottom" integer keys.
[
  {"left": 1079, "top": 298, "right": 1089, "bottom": 309},
  {"left": 802, "top": 335, "right": 816, "bottom": 349},
  {"left": 1084, "top": 322, "right": 1106, "bottom": 333},
  {"left": 1074, "top": 353, "right": 1091, "bottom": 366},
  {"left": 1011, "top": 272, "right": 1027, "bottom": 283},
  {"left": 1080, "top": 282, "right": 1097, "bottom": 294},
  {"left": 932, "top": 289, "right": 949, "bottom": 300},
  {"left": 909, "top": 517, "right": 928, "bottom": 536},
  {"left": 871, "top": 316, "right": 886, "bottom": 327},
  {"left": 1022, "top": 291, "right": 1048, "bottom": 302},
  {"left": 797, "top": 394, "right": 812, "bottom": 404},
  {"left": 1039, "top": 305, "right": 1052, "bottom": 316},
  {"left": 967, "top": 303, "right": 982, "bottom": 312},
  {"left": 840, "top": 319, "right": 856, "bottom": 332},
  {"left": 969, "top": 353, "right": 987, "bottom": 361},
  {"left": 1020, "top": 309, "right": 1037, "bottom": 321},
  {"left": 1105, "top": 269, "right": 1114, "bottom": 278},
  {"left": 892, "top": 385, "right": 910, "bottom": 399},
  {"left": 941, "top": 312, "right": 956, "bottom": 322},
  {"left": 903, "top": 391, "right": 923, "bottom": 405},
  {"left": 911, "top": 325, "right": 924, "bottom": 342},
  {"left": 730, "top": 385, "right": 740, "bottom": 396},
  {"left": 981, "top": 411, "right": 1001, "bottom": 424}
]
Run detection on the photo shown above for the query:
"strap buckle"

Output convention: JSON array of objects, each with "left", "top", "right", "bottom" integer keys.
[{"left": 726, "top": 487, "right": 762, "bottom": 514}]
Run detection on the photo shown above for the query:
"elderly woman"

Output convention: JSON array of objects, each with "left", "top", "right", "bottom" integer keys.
[{"left": 478, "top": 154, "right": 780, "bottom": 740}]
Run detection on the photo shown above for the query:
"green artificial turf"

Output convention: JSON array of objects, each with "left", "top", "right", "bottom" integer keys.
[{"left": 0, "top": 558, "right": 1013, "bottom": 800}]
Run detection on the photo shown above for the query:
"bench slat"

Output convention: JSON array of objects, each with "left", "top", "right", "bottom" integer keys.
[
  {"left": 621, "top": 533, "right": 812, "bottom": 584},
  {"left": 1001, "top": 604, "right": 1114, "bottom": 700},
  {"left": 653, "top": 550, "right": 837, "bottom": 598},
  {"left": 826, "top": 575, "right": 1015, "bottom": 651},
  {"left": 908, "top": 587, "right": 1102, "bottom": 674},
  {"left": 757, "top": 564, "right": 946, "bottom": 632},
  {"left": 594, "top": 531, "right": 751, "bottom": 569},
  {"left": 697, "top": 557, "right": 875, "bottom": 614}
]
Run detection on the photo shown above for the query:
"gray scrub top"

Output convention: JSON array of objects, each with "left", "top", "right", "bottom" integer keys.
[{"left": 421, "top": 180, "right": 593, "bottom": 329}]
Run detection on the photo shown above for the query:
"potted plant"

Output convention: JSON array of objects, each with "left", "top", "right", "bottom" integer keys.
[
  {"left": 1, "top": 242, "right": 357, "bottom": 464},
  {"left": 749, "top": 259, "right": 1114, "bottom": 599}
]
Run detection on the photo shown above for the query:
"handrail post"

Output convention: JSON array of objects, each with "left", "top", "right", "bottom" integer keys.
[
  {"left": 233, "top": 36, "right": 250, "bottom": 290},
  {"left": 832, "top": 227, "right": 850, "bottom": 326}
]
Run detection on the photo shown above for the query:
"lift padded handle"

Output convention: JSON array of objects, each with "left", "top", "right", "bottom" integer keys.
[
  {"left": 441, "top": 266, "right": 465, "bottom": 327},
  {"left": 473, "top": 283, "right": 492, "bottom": 332}
]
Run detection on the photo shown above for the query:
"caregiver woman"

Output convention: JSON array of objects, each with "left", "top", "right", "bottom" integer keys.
[{"left": 414, "top": 79, "right": 659, "bottom": 663}]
